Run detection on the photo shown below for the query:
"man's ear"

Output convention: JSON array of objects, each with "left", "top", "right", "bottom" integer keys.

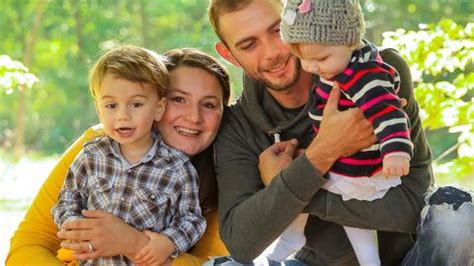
[{"left": 215, "top": 42, "right": 241, "bottom": 67}]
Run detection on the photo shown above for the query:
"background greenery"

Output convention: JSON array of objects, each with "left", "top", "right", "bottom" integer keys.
[{"left": 1, "top": 0, "right": 473, "bottom": 187}]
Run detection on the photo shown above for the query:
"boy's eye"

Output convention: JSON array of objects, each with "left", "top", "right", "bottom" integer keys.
[
  {"left": 104, "top": 103, "right": 116, "bottom": 109},
  {"left": 131, "top": 102, "right": 143, "bottom": 108}
]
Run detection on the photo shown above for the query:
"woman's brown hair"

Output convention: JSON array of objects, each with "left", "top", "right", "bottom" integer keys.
[
  {"left": 164, "top": 48, "right": 231, "bottom": 105},
  {"left": 164, "top": 48, "right": 231, "bottom": 212}
]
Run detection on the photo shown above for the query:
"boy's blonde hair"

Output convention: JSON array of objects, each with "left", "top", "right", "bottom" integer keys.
[{"left": 89, "top": 45, "right": 169, "bottom": 98}]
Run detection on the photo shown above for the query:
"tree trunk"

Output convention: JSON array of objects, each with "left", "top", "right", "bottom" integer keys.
[
  {"left": 139, "top": 0, "right": 150, "bottom": 47},
  {"left": 14, "top": 0, "right": 47, "bottom": 156},
  {"left": 72, "top": 0, "right": 84, "bottom": 53}
]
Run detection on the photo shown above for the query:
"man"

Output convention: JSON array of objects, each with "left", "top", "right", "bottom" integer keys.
[{"left": 208, "top": 0, "right": 433, "bottom": 264}]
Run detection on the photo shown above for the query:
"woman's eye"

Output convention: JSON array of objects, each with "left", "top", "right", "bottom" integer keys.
[
  {"left": 171, "top": 96, "right": 185, "bottom": 103},
  {"left": 203, "top": 102, "right": 216, "bottom": 109}
]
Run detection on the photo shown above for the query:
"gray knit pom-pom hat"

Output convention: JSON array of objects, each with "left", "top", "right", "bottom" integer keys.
[{"left": 281, "top": 0, "right": 365, "bottom": 46}]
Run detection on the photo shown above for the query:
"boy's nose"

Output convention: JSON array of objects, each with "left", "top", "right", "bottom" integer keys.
[{"left": 118, "top": 107, "right": 131, "bottom": 120}]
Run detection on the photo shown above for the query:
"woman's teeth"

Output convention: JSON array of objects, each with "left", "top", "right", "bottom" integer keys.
[{"left": 176, "top": 126, "right": 199, "bottom": 136}]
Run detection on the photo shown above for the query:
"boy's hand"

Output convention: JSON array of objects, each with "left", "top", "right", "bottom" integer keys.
[
  {"left": 383, "top": 155, "right": 410, "bottom": 178},
  {"left": 133, "top": 231, "right": 175, "bottom": 266}
]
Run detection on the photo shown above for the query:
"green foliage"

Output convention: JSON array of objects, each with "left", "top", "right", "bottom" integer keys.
[
  {"left": 363, "top": 0, "right": 474, "bottom": 44},
  {"left": 0, "top": 1, "right": 472, "bottom": 188},
  {"left": 0, "top": 55, "right": 38, "bottom": 94},
  {"left": 382, "top": 19, "right": 474, "bottom": 186}
]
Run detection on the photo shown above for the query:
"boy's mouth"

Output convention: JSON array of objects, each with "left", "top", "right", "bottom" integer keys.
[{"left": 117, "top": 127, "right": 134, "bottom": 136}]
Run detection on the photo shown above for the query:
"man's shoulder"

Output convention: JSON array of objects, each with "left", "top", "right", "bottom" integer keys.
[
  {"left": 222, "top": 101, "right": 246, "bottom": 124},
  {"left": 379, "top": 47, "right": 413, "bottom": 99},
  {"left": 379, "top": 48, "right": 409, "bottom": 73}
]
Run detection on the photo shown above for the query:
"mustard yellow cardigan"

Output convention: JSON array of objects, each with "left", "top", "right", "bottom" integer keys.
[{"left": 6, "top": 125, "right": 228, "bottom": 265}]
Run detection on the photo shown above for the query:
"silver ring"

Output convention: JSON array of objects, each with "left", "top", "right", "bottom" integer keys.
[{"left": 87, "top": 241, "right": 94, "bottom": 253}]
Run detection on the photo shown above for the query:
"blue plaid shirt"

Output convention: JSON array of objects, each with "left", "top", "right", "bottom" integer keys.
[{"left": 52, "top": 134, "right": 206, "bottom": 265}]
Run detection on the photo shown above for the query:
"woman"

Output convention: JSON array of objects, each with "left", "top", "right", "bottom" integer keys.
[{"left": 6, "top": 48, "right": 231, "bottom": 265}]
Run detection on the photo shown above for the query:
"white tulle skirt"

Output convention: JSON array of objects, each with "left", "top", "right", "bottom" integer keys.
[{"left": 322, "top": 171, "right": 401, "bottom": 201}]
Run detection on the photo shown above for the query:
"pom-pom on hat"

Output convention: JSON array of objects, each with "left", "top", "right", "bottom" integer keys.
[{"left": 281, "top": 0, "right": 365, "bottom": 46}]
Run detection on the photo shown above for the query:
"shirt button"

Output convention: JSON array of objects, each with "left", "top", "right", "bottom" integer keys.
[
  {"left": 150, "top": 194, "right": 156, "bottom": 200},
  {"left": 121, "top": 197, "right": 125, "bottom": 201}
]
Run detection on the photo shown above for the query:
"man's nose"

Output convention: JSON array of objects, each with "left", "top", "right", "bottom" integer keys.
[{"left": 263, "top": 38, "right": 284, "bottom": 61}]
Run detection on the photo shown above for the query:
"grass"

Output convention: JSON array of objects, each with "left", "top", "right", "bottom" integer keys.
[{"left": 0, "top": 199, "right": 30, "bottom": 212}]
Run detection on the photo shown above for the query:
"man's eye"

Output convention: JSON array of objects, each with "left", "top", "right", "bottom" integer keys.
[{"left": 241, "top": 42, "right": 256, "bottom": 51}]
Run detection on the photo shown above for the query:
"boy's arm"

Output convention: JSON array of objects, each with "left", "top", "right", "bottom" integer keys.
[
  {"left": 133, "top": 230, "right": 175, "bottom": 265},
  {"left": 51, "top": 152, "right": 89, "bottom": 227},
  {"left": 160, "top": 162, "right": 207, "bottom": 257}
]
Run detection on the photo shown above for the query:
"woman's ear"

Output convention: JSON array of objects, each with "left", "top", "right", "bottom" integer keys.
[
  {"left": 215, "top": 42, "right": 241, "bottom": 67},
  {"left": 155, "top": 97, "right": 167, "bottom": 122}
]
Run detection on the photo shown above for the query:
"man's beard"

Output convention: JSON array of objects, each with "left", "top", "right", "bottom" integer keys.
[{"left": 247, "top": 56, "right": 302, "bottom": 92}]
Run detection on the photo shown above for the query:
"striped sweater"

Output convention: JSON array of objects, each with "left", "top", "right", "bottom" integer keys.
[{"left": 309, "top": 41, "right": 413, "bottom": 177}]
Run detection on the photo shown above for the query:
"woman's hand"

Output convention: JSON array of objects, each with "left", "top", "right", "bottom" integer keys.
[
  {"left": 57, "top": 209, "right": 149, "bottom": 260},
  {"left": 258, "top": 139, "right": 301, "bottom": 186}
]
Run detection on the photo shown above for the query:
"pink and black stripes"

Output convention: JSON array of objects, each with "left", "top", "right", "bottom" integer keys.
[{"left": 308, "top": 41, "right": 413, "bottom": 178}]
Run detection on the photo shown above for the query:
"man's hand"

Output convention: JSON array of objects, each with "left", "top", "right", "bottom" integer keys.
[
  {"left": 305, "top": 84, "right": 376, "bottom": 174},
  {"left": 57, "top": 209, "right": 149, "bottom": 260},
  {"left": 383, "top": 155, "right": 410, "bottom": 178},
  {"left": 258, "top": 139, "right": 301, "bottom": 186},
  {"left": 133, "top": 231, "right": 175, "bottom": 266}
]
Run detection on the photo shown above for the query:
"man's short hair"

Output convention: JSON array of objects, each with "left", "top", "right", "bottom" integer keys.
[{"left": 208, "top": 0, "right": 260, "bottom": 44}]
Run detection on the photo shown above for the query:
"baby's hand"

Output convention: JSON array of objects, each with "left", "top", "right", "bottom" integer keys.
[
  {"left": 133, "top": 231, "right": 175, "bottom": 266},
  {"left": 383, "top": 155, "right": 410, "bottom": 178}
]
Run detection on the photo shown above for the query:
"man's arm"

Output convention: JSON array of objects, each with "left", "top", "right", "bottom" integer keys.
[
  {"left": 214, "top": 94, "right": 373, "bottom": 262},
  {"left": 304, "top": 49, "right": 434, "bottom": 233},
  {"left": 215, "top": 109, "right": 326, "bottom": 262}
]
